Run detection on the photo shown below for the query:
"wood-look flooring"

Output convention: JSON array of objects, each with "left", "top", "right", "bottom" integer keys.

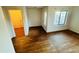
[
  {"left": 12, "top": 26, "right": 79, "bottom": 53},
  {"left": 14, "top": 27, "right": 25, "bottom": 37}
]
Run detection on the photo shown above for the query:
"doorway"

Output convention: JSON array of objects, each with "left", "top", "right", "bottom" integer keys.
[{"left": 8, "top": 9, "right": 25, "bottom": 37}]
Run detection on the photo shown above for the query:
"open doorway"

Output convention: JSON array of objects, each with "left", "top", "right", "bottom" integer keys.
[{"left": 8, "top": 9, "right": 25, "bottom": 38}]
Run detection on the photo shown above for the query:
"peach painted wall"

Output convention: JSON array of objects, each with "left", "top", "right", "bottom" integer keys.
[{"left": 8, "top": 10, "right": 23, "bottom": 28}]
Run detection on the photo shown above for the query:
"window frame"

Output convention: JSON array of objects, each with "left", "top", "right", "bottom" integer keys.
[{"left": 54, "top": 11, "right": 68, "bottom": 25}]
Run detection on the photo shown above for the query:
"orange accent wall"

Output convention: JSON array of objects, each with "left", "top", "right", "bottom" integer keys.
[{"left": 8, "top": 10, "right": 23, "bottom": 28}]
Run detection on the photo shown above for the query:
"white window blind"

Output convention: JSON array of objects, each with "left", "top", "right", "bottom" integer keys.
[{"left": 54, "top": 11, "right": 68, "bottom": 25}]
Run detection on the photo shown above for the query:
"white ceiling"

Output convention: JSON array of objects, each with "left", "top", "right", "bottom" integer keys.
[{"left": 27, "top": 6, "right": 45, "bottom": 8}]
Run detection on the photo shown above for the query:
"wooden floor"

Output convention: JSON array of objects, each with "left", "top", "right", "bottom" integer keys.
[
  {"left": 12, "top": 26, "right": 79, "bottom": 53},
  {"left": 14, "top": 27, "right": 25, "bottom": 37}
]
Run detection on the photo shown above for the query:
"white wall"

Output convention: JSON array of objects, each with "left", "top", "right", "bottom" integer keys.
[
  {"left": 23, "top": 7, "right": 29, "bottom": 35},
  {"left": 41, "top": 7, "right": 48, "bottom": 32},
  {"left": 2, "top": 7, "right": 16, "bottom": 38},
  {"left": 47, "top": 6, "right": 72, "bottom": 32},
  {"left": 0, "top": 7, "right": 15, "bottom": 53},
  {"left": 27, "top": 8, "right": 42, "bottom": 27},
  {"left": 69, "top": 7, "right": 79, "bottom": 33}
]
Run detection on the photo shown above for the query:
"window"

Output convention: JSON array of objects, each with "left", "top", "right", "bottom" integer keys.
[
  {"left": 44, "top": 10, "right": 47, "bottom": 26},
  {"left": 54, "top": 11, "right": 68, "bottom": 25}
]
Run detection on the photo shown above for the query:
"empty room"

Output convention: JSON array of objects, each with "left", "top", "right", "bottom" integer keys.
[{"left": 0, "top": 6, "right": 79, "bottom": 53}]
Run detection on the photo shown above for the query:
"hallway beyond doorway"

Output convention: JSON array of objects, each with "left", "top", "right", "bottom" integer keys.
[
  {"left": 14, "top": 27, "right": 25, "bottom": 37},
  {"left": 8, "top": 9, "right": 25, "bottom": 38}
]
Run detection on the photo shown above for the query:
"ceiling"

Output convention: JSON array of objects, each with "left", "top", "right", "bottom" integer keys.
[{"left": 27, "top": 6, "right": 45, "bottom": 8}]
